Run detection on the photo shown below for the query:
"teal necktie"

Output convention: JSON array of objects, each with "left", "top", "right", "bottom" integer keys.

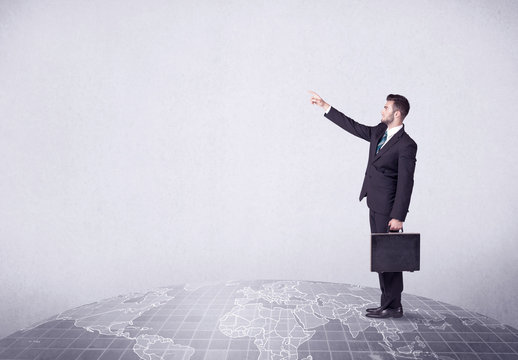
[{"left": 376, "top": 131, "right": 388, "bottom": 154}]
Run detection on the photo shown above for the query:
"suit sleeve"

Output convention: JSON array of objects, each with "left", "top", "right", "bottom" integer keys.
[
  {"left": 324, "top": 107, "right": 375, "bottom": 142},
  {"left": 390, "top": 140, "right": 417, "bottom": 222}
]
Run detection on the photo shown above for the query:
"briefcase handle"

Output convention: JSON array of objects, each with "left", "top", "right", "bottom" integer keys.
[{"left": 387, "top": 226, "right": 404, "bottom": 233}]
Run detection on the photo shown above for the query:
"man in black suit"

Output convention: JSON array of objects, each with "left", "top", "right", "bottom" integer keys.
[{"left": 309, "top": 91, "right": 417, "bottom": 319}]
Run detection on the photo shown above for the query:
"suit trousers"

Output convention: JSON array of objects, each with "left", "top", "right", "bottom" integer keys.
[{"left": 369, "top": 209, "right": 403, "bottom": 309}]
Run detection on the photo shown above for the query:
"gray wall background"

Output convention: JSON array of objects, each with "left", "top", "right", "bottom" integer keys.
[{"left": 1, "top": 0, "right": 517, "bottom": 338}]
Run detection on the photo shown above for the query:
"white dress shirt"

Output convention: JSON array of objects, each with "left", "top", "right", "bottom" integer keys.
[{"left": 380, "top": 124, "right": 403, "bottom": 150}]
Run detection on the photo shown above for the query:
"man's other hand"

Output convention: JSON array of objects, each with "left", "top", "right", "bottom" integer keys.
[
  {"left": 309, "top": 91, "right": 330, "bottom": 111},
  {"left": 388, "top": 219, "right": 404, "bottom": 231}
]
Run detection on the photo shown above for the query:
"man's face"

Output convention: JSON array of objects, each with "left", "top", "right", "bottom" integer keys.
[{"left": 381, "top": 101, "right": 395, "bottom": 125}]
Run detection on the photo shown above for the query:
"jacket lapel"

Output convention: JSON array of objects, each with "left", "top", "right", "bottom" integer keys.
[{"left": 372, "top": 125, "right": 404, "bottom": 162}]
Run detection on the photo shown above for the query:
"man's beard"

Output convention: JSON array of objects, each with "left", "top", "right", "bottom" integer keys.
[{"left": 382, "top": 115, "right": 394, "bottom": 125}]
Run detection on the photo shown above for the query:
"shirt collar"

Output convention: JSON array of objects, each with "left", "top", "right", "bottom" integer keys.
[{"left": 386, "top": 124, "right": 403, "bottom": 138}]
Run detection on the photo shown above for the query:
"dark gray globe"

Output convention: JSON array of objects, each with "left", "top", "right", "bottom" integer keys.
[{"left": 1, "top": 280, "right": 517, "bottom": 360}]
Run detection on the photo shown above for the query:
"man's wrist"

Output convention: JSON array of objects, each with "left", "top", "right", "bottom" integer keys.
[{"left": 324, "top": 103, "right": 331, "bottom": 113}]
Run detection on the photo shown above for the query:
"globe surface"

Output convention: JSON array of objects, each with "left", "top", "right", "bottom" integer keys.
[{"left": 1, "top": 280, "right": 517, "bottom": 360}]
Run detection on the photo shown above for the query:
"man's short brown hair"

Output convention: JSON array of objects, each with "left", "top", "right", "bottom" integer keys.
[{"left": 387, "top": 94, "right": 410, "bottom": 120}]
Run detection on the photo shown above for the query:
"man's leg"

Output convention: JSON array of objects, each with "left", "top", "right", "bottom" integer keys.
[
  {"left": 381, "top": 272, "right": 403, "bottom": 309},
  {"left": 369, "top": 210, "right": 404, "bottom": 310}
]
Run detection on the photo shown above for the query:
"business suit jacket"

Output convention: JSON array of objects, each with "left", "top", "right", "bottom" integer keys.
[{"left": 325, "top": 107, "right": 417, "bottom": 222}]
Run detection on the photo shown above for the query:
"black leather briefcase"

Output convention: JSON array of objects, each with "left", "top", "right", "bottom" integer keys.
[{"left": 371, "top": 231, "right": 420, "bottom": 272}]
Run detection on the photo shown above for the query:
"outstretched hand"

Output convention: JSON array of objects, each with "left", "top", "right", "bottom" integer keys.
[{"left": 309, "top": 91, "right": 330, "bottom": 111}]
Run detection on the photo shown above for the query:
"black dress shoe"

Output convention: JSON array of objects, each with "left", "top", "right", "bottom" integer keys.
[
  {"left": 366, "top": 306, "right": 383, "bottom": 313},
  {"left": 365, "top": 307, "right": 403, "bottom": 318}
]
